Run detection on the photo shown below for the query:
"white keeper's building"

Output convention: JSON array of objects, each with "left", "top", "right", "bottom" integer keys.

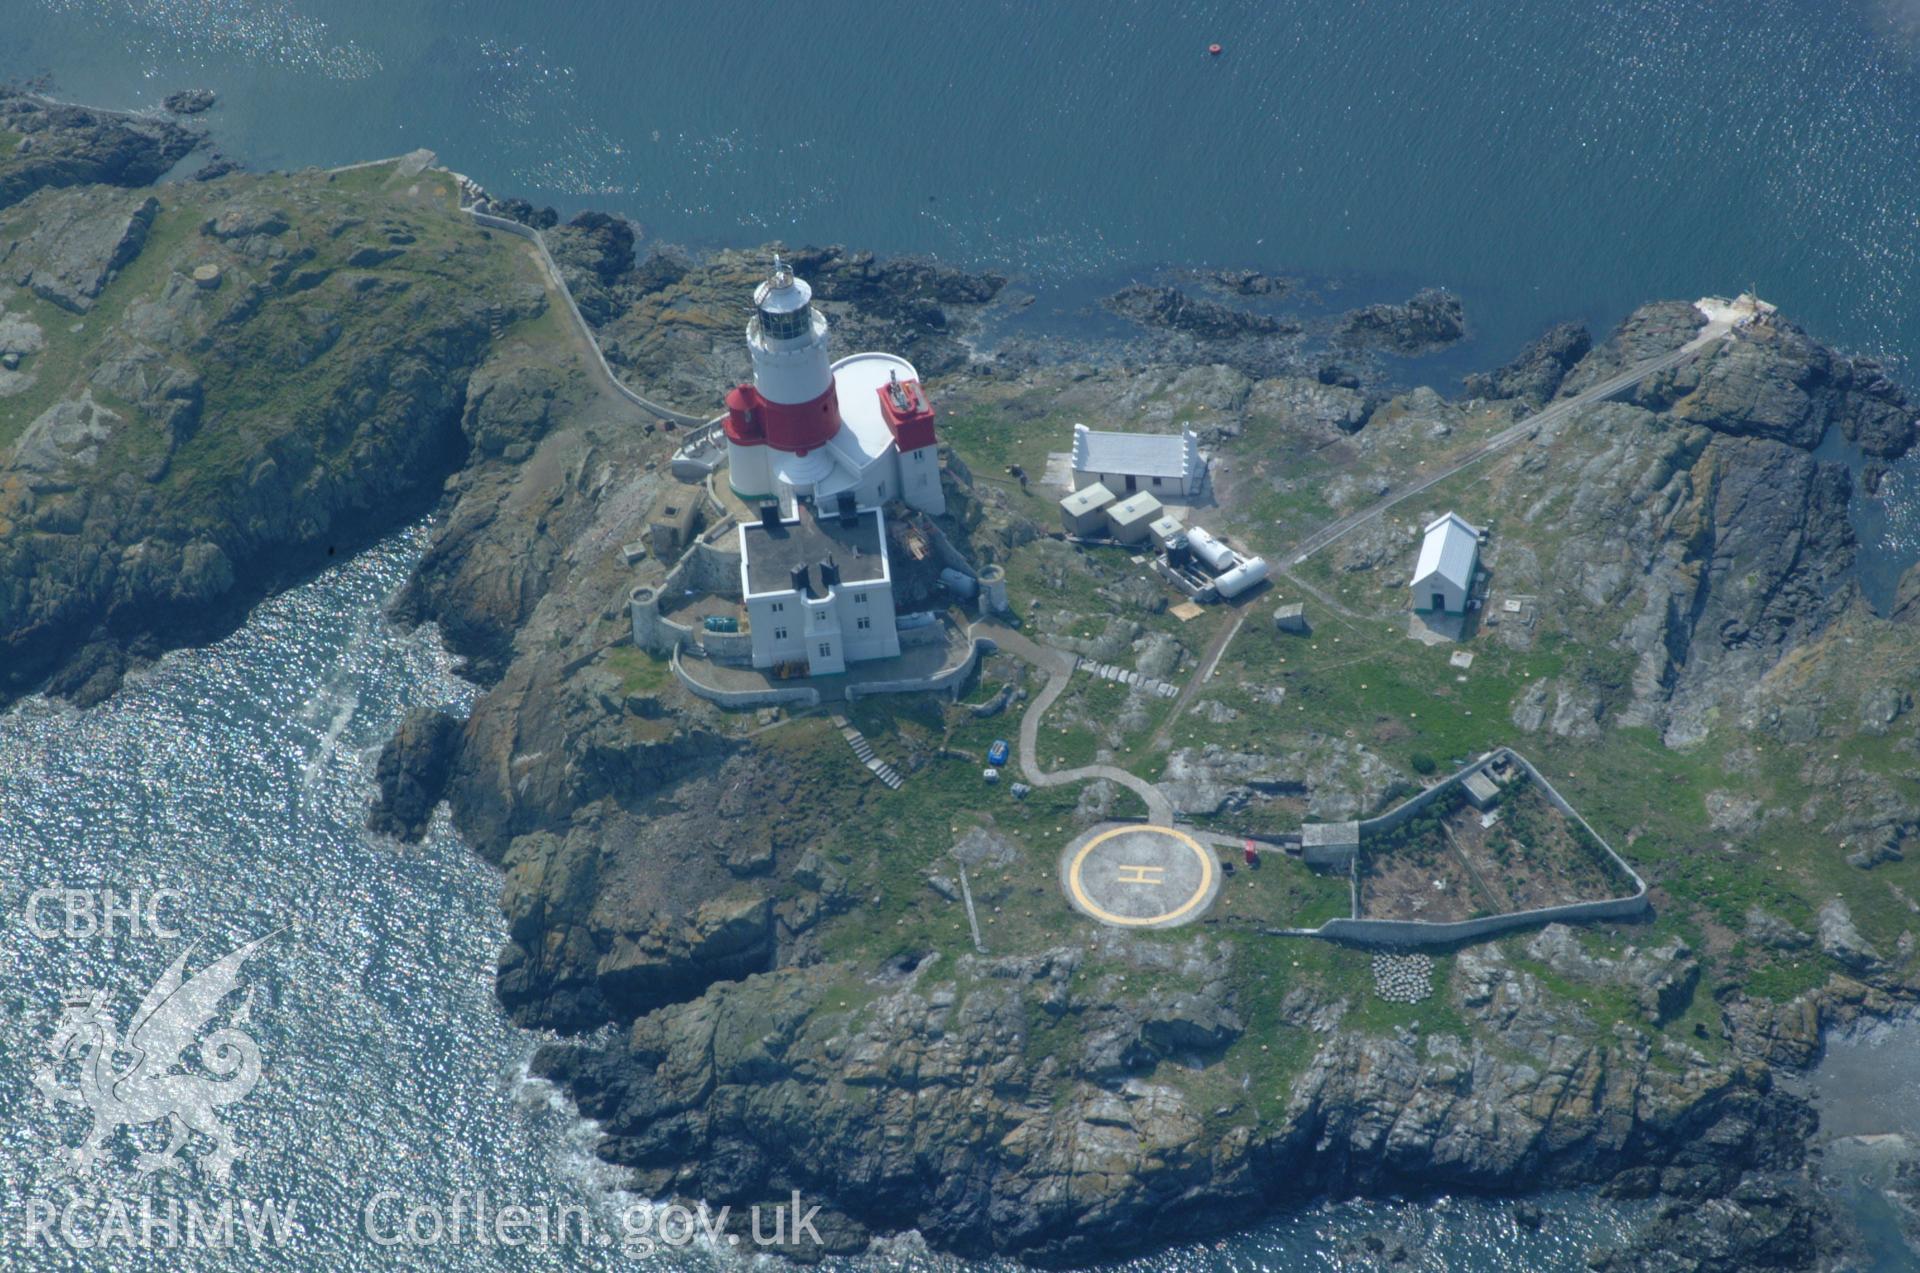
[
  {"left": 1411, "top": 512, "right": 1482, "bottom": 614},
  {"left": 1071, "top": 423, "right": 1205, "bottom": 498}
]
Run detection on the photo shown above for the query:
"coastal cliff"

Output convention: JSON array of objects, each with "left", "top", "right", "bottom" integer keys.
[{"left": 6, "top": 107, "right": 1919, "bottom": 1267}]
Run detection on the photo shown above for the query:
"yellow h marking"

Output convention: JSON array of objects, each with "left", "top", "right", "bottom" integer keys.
[{"left": 1116, "top": 864, "right": 1164, "bottom": 886}]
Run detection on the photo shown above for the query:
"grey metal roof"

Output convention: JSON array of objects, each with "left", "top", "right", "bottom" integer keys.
[
  {"left": 1061, "top": 483, "right": 1116, "bottom": 516},
  {"left": 1411, "top": 512, "right": 1481, "bottom": 591},
  {"left": 1072, "top": 424, "right": 1198, "bottom": 480}
]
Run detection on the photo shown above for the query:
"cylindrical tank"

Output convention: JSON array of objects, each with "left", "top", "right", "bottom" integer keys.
[
  {"left": 940, "top": 568, "right": 978, "bottom": 599},
  {"left": 629, "top": 587, "right": 663, "bottom": 651},
  {"left": 1186, "top": 526, "right": 1238, "bottom": 572},
  {"left": 1213, "top": 556, "right": 1270, "bottom": 599},
  {"left": 977, "top": 564, "right": 1009, "bottom": 614}
]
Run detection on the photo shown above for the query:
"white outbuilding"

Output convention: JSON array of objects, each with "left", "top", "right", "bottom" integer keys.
[
  {"left": 1104, "top": 492, "right": 1164, "bottom": 544},
  {"left": 1071, "top": 423, "right": 1205, "bottom": 498},
  {"left": 1411, "top": 512, "right": 1481, "bottom": 614},
  {"left": 1059, "top": 482, "right": 1116, "bottom": 537}
]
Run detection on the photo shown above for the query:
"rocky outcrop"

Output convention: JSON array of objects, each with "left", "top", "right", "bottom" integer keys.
[
  {"left": 7, "top": 188, "right": 159, "bottom": 311},
  {"left": 1463, "top": 320, "right": 1591, "bottom": 405},
  {"left": 1106, "top": 284, "right": 1297, "bottom": 340},
  {"left": 1333, "top": 288, "right": 1465, "bottom": 355},
  {"left": 0, "top": 92, "right": 199, "bottom": 211},
  {"left": 0, "top": 172, "right": 543, "bottom": 710},
  {"left": 162, "top": 89, "right": 218, "bottom": 116},
  {"left": 367, "top": 706, "right": 463, "bottom": 841}
]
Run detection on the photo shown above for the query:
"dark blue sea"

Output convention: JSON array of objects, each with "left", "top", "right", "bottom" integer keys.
[{"left": 4, "top": 1, "right": 1920, "bottom": 1267}]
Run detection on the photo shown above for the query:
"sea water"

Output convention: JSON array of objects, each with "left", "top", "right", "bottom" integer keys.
[{"left": 5, "top": 0, "right": 1920, "bottom": 1264}]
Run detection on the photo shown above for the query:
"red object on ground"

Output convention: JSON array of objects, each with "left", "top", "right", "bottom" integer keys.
[
  {"left": 1208, "top": 43, "right": 1224, "bottom": 56},
  {"left": 1244, "top": 842, "right": 1258, "bottom": 866}
]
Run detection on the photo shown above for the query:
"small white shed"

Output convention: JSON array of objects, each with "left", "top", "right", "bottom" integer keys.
[
  {"left": 1059, "top": 482, "right": 1115, "bottom": 536},
  {"left": 1105, "top": 492, "right": 1164, "bottom": 544},
  {"left": 1411, "top": 512, "right": 1481, "bottom": 613}
]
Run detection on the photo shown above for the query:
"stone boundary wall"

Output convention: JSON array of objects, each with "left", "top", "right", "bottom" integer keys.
[
  {"left": 1307, "top": 892, "right": 1650, "bottom": 947},
  {"left": 1264, "top": 746, "right": 1649, "bottom": 949},
  {"left": 671, "top": 648, "right": 819, "bottom": 710},
  {"left": 845, "top": 639, "right": 984, "bottom": 703}
]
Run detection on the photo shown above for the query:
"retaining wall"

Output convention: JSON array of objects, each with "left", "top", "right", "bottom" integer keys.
[
  {"left": 845, "top": 639, "right": 984, "bottom": 703},
  {"left": 1310, "top": 893, "right": 1650, "bottom": 947},
  {"left": 671, "top": 647, "right": 818, "bottom": 710}
]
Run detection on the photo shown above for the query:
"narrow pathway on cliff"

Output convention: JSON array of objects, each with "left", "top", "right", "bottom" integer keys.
[{"left": 975, "top": 621, "right": 1176, "bottom": 825}]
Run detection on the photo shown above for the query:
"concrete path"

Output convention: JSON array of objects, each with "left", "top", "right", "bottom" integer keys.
[
  {"left": 977, "top": 622, "right": 1176, "bottom": 824},
  {"left": 1286, "top": 321, "right": 1733, "bottom": 565}
]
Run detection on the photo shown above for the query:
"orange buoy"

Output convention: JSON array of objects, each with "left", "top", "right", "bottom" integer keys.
[{"left": 1208, "top": 42, "right": 1223, "bottom": 56}]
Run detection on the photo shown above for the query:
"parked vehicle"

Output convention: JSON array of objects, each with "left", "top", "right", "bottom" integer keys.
[{"left": 987, "top": 739, "right": 1010, "bottom": 767}]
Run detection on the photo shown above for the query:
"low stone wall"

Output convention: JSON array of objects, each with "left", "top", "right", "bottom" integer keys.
[
  {"left": 897, "top": 619, "right": 949, "bottom": 649},
  {"left": 1272, "top": 745, "right": 1650, "bottom": 949},
  {"left": 671, "top": 648, "right": 818, "bottom": 710},
  {"left": 1312, "top": 893, "right": 1650, "bottom": 947},
  {"left": 845, "top": 639, "right": 984, "bottom": 703},
  {"left": 631, "top": 540, "right": 745, "bottom": 655}
]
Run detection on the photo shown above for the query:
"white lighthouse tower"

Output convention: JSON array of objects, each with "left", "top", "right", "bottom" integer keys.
[{"left": 722, "top": 257, "right": 945, "bottom": 516}]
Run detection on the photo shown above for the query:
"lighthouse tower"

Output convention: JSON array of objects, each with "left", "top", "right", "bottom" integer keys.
[{"left": 722, "top": 257, "right": 945, "bottom": 516}]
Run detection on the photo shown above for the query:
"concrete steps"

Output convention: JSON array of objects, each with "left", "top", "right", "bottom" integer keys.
[
  {"left": 832, "top": 717, "right": 905, "bottom": 790},
  {"left": 1083, "top": 662, "right": 1180, "bottom": 699}
]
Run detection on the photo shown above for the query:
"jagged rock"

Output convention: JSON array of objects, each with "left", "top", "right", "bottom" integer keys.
[
  {"left": 1246, "top": 373, "right": 1372, "bottom": 434},
  {"left": 367, "top": 706, "right": 463, "bottom": 841},
  {"left": 11, "top": 191, "right": 159, "bottom": 311},
  {"left": 1463, "top": 320, "right": 1591, "bottom": 404},
  {"left": 162, "top": 89, "right": 218, "bottom": 115},
  {"left": 1859, "top": 684, "right": 1912, "bottom": 734},
  {"left": 1744, "top": 907, "right": 1813, "bottom": 951},
  {"left": 1106, "top": 284, "right": 1296, "bottom": 339},
  {"left": 1160, "top": 745, "right": 1302, "bottom": 815},
  {"left": 1333, "top": 288, "right": 1464, "bottom": 355},
  {"left": 0, "top": 91, "right": 199, "bottom": 211},
  {"left": 1817, "top": 898, "right": 1885, "bottom": 973}
]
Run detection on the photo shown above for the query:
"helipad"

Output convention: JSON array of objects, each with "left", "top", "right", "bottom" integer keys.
[{"left": 1059, "top": 824, "right": 1220, "bottom": 929}]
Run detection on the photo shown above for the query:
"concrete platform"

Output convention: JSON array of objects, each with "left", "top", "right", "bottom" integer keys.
[{"left": 1059, "top": 823, "right": 1220, "bottom": 929}]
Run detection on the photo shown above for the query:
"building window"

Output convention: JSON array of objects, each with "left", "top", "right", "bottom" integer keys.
[
  {"left": 854, "top": 593, "right": 868, "bottom": 604},
  {"left": 1151, "top": 476, "right": 1162, "bottom": 487},
  {"left": 773, "top": 626, "right": 787, "bottom": 640},
  {"left": 878, "top": 481, "right": 888, "bottom": 499},
  {"left": 856, "top": 616, "right": 871, "bottom": 630},
  {"left": 769, "top": 602, "right": 784, "bottom": 613},
  {"left": 818, "top": 643, "right": 832, "bottom": 658},
  {"left": 759, "top": 305, "right": 811, "bottom": 341}
]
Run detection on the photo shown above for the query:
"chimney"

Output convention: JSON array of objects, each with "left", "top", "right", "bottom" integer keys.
[
  {"left": 789, "top": 564, "right": 812, "bottom": 597},
  {"left": 820, "top": 557, "right": 840, "bottom": 589},
  {"left": 759, "top": 501, "right": 781, "bottom": 532}
]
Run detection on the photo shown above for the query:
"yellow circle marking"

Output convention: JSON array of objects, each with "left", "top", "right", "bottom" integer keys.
[{"left": 1068, "top": 825, "right": 1217, "bottom": 928}]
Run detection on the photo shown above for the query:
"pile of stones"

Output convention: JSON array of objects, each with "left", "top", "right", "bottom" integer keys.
[{"left": 1372, "top": 952, "right": 1434, "bottom": 1003}]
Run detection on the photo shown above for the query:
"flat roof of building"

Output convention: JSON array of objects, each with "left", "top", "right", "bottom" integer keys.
[
  {"left": 741, "top": 504, "right": 888, "bottom": 596},
  {"left": 1061, "top": 483, "right": 1116, "bottom": 516},
  {"left": 831, "top": 352, "right": 919, "bottom": 469},
  {"left": 1107, "top": 492, "right": 1164, "bottom": 525}
]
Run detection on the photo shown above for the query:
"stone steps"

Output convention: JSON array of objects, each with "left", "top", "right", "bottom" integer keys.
[
  {"left": 1083, "top": 662, "right": 1180, "bottom": 699},
  {"left": 834, "top": 719, "right": 904, "bottom": 789}
]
